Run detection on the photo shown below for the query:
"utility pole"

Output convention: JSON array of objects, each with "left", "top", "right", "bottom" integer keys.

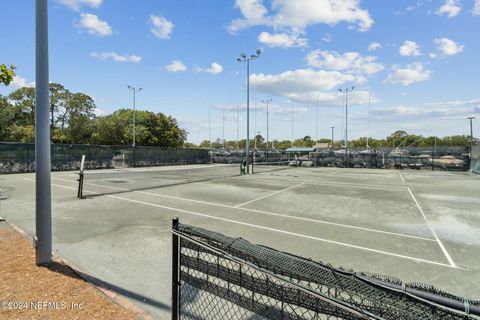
[
  {"left": 237, "top": 49, "right": 261, "bottom": 174},
  {"left": 339, "top": 87, "right": 355, "bottom": 167},
  {"left": 36, "top": 0, "right": 52, "bottom": 265}
]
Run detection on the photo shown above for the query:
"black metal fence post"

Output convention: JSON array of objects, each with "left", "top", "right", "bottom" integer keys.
[{"left": 172, "top": 217, "right": 180, "bottom": 320}]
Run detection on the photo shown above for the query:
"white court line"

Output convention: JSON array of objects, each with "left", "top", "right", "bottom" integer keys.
[
  {"left": 326, "top": 171, "right": 338, "bottom": 176},
  {"left": 256, "top": 175, "right": 407, "bottom": 192},
  {"left": 234, "top": 183, "right": 304, "bottom": 208},
  {"left": 399, "top": 173, "right": 405, "bottom": 183},
  {"left": 407, "top": 187, "right": 456, "bottom": 268},
  {"left": 26, "top": 178, "right": 457, "bottom": 269},
  {"left": 50, "top": 177, "right": 434, "bottom": 242}
]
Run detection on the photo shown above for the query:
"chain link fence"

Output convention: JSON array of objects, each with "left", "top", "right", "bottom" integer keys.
[
  {"left": 0, "top": 142, "right": 210, "bottom": 173},
  {"left": 172, "top": 219, "right": 480, "bottom": 320},
  {"left": 311, "top": 146, "right": 470, "bottom": 171}
]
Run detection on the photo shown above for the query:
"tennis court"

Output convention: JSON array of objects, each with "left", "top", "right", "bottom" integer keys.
[{"left": 1, "top": 165, "right": 479, "bottom": 319}]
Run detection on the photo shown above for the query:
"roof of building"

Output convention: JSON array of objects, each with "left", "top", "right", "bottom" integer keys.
[{"left": 285, "top": 147, "right": 316, "bottom": 153}]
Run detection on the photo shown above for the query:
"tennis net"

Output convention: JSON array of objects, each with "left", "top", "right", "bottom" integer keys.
[
  {"left": 77, "top": 163, "right": 241, "bottom": 198},
  {"left": 172, "top": 219, "right": 480, "bottom": 320},
  {"left": 251, "top": 161, "right": 291, "bottom": 174}
]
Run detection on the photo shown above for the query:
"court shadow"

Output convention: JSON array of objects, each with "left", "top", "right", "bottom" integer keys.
[{"left": 44, "top": 261, "right": 170, "bottom": 312}]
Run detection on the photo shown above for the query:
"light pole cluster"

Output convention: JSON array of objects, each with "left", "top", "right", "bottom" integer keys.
[{"left": 237, "top": 49, "right": 261, "bottom": 174}]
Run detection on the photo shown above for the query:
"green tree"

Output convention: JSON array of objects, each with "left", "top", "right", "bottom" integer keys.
[
  {"left": 49, "top": 83, "right": 70, "bottom": 138},
  {"left": 91, "top": 109, "right": 186, "bottom": 147},
  {"left": 0, "top": 95, "right": 15, "bottom": 140},
  {"left": 8, "top": 87, "right": 36, "bottom": 126},
  {"left": 0, "top": 64, "right": 15, "bottom": 86}
]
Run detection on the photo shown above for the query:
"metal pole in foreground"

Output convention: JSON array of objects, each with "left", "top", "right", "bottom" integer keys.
[
  {"left": 238, "top": 50, "right": 261, "bottom": 174},
  {"left": 171, "top": 217, "right": 180, "bottom": 320},
  {"left": 246, "top": 60, "right": 250, "bottom": 172},
  {"left": 35, "top": 0, "right": 52, "bottom": 266}
]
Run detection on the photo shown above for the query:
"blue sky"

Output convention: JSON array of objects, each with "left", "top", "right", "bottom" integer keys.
[{"left": 1, "top": 0, "right": 479, "bottom": 144}]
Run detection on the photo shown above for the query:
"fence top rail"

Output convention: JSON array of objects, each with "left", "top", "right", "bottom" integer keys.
[{"left": 174, "top": 222, "right": 480, "bottom": 319}]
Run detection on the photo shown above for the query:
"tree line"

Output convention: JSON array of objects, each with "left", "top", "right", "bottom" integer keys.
[
  {"left": 0, "top": 83, "right": 186, "bottom": 147},
  {"left": 193, "top": 130, "right": 476, "bottom": 150}
]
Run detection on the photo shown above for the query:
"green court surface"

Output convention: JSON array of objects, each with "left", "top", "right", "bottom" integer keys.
[{"left": 1, "top": 166, "right": 479, "bottom": 319}]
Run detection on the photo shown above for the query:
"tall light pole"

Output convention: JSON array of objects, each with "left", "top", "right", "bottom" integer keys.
[
  {"left": 237, "top": 49, "right": 261, "bottom": 174},
  {"left": 222, "top": 106, "right": 225, "bottom": 149},
  {"left": 208, "top": 109, "right": 212, "bottom": 149},
  {"left": 254, "top": 97, "right": 257, "bottom": 147},
  {"left": 36, "top": 0, "right": 52, "bottom": 265},
  {"left": 339, "top": 87, "right": 354, "bottom": 167},
  {"left": 367, "top": 88, "right": 371, "bottom": 150},
  {"left": 236, "top": 104, "right": 240, "bottom": 150},
  {"left": 128, "top": 85, "right": 142, "bottom": 166},
  {"left": 331, "top": 126, "right": 335, "bottom": 148},
  {"left": 316, "top": 96, "right": 319, "bottom": 143},
  {"left": 468, "top": 116, "right": 476, "bottom": 173},
  {"left": 262, "top": 98, "right": 272, "bottom": 157},
  {"left": 291, "top": 99, "right": 294, "bottom": 147}
]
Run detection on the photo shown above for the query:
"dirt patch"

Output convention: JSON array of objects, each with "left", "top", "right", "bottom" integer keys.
[{"left": 0, "top": 221, "right": 140, "bottom": 320}]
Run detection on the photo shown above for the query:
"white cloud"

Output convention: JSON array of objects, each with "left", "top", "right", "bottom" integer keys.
[
  {"left": 306, "top": 50, "right": 384, "bottom": 75},
  {"left": 436, "top": 0, "right": 462, "bottom": 18},
  {"left": 474, "top": 0, "right": 480, "bottom": 15},
  {"left": 196, "top": 63, "right": 224, "bottom": 74},
  {"left": 9, "top": 76, "right": 35, "bottom": 89},
  {"left": 399, "top": 40, "right": 421, "bottom": 56},
  {"left": 165, "top": 60, "right": 187, "bottom": 73},
  {"left": 257, "top": 32, "right": 307, "bottom": 48},
  {"left": 367, "top": 42, "right": 381, "bottom": 51},
  {"left": 56, "top": 0, "right": 102, "bottom": 10},
  {"left": 229, "top": 0, "right": 373, "bottom": 34},
  {"left": 78, "top": 13, "right": 112, "bottom": 37},
  {"left": 228, "top": 0, "right": 270, "bottom": 33},
  {"left": 384, "top": 63, "right": 431, "bottom": 86},
  {"left": 249, "top": 69, "right": 365, "bottom": 104},
  {"left": 429, "top": 53, "right": 438, "bottom": 59},
  {"left": 434, "top": 38, "right": 464, "bottom": 55},
  {"left": 91, "top": 52, "right": 142, "bottom": 63},
  {"left": 371, "top": 99, "right": 480, "bottom": 121},
  {"left": 150, "top": 15, "right": 174, "bottom": 39}
]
